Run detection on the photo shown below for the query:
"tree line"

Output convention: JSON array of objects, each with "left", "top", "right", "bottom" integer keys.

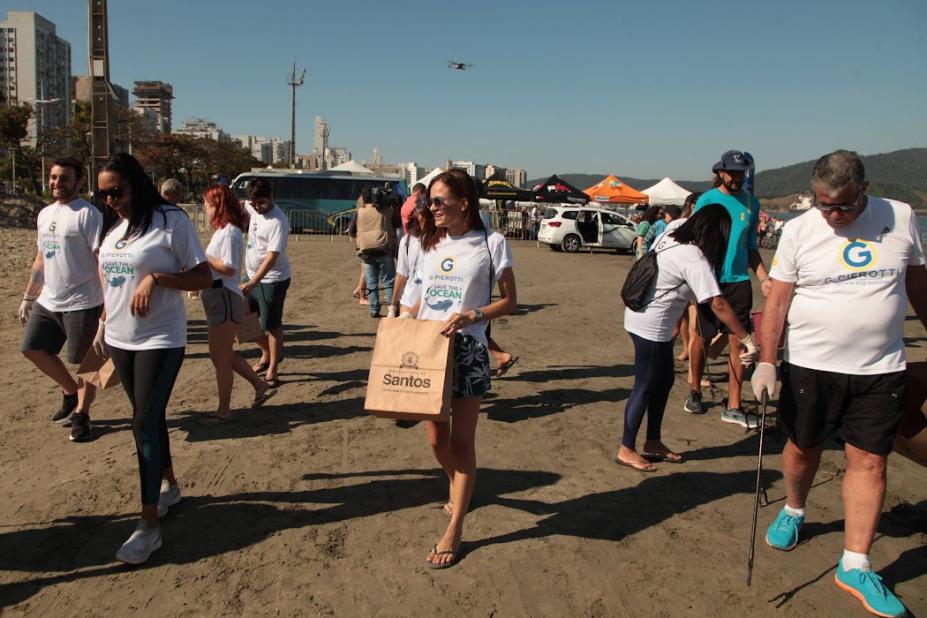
[{"left": 0, "top": 102, "right": 261, "bottom": 200}]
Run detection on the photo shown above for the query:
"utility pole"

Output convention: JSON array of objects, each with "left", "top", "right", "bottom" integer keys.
[
  {"left": 88, "top": 0, "right": 113, "bottom": 192},
  {"left": 287, "top": 62, "right": 305, "bottom": 169}
]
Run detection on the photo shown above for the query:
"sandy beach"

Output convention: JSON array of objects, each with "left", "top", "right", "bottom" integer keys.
[{"left": 0, "top": 227, "right": 924, "bottom": 617}]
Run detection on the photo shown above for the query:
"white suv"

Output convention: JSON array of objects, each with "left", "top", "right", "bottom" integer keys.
[{"left": 537, "top": 205, "right": 637, "bottom": 253}]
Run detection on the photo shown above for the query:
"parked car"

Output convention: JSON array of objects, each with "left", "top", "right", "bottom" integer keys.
[{"left": 537, "top": 205, "right": 637, "bottom": 253}]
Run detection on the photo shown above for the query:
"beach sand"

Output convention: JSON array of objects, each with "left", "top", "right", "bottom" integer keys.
[{"left": 0, "top": 228, "right": 924, "bottom": 617}]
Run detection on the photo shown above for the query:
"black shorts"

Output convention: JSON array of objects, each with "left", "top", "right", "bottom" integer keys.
[
  {"left": 778, "top": 363, "right": 906, "bottom": 455},
  {"left": 696, "top": 280, "right": 752, "bottom": 340},
  {"left": 248, "top": 278, "right": 290, "bottom": 332},
  {"left": 451, "top": 335, "right": 491, "bottom": 398},
  {"left": 21, "top": 303, "right": 103, "bottom": 364}
]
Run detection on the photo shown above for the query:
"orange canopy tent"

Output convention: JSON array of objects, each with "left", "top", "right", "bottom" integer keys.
[{"left": 584, "top": 175, "right": 649, "bottom": 205}]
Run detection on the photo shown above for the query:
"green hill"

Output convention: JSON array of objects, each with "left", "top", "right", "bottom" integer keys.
[{"left": 527, "top": 148, "right": 927, "bottom": 208}]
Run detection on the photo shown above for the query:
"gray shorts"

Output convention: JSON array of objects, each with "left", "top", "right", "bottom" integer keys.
[
  {"left": 201, "top": 286, "right": 245, "bottom": 327},
  {"left": 21, "top": 303, "right": 103, "bottom": 364}
]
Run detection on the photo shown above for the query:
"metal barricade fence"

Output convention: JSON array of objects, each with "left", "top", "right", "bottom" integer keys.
[
  {"left": 286, "top": 209, "right": 341, "bottom": 241},
  {"left": 486, "top": 209, "right": 535, "bottom": 241},
  {"left": 178, "top": 203, "right": 209, "bottom": 233}
]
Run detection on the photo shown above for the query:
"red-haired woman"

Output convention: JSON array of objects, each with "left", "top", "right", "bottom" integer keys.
[
  {"left": 415, "top": 169, "right": 517, "bottom": 568},
  {"left": 199, "top": 185, "right": 275, "bottom": 425}
]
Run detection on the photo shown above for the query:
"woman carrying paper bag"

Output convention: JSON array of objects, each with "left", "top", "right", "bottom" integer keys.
[{"left": 410, "top": 169, "right": 517, "bottom": 569}]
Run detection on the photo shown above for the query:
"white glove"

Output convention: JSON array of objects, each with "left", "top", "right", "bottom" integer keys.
[
  {"left": 738, "top": 334, "right": 758, "bottom": 367},
  {"left": 386, "top": 305, "right": 398, "bottom": 318},
  {"left": 751, "top": 362, "right": 777, "bottom": 402},
  {"left": 92, "top": 320, "right": 107, "bottom": 357},
  {"left": 18, "top": 298, "right": 34, "bottom": 326}
]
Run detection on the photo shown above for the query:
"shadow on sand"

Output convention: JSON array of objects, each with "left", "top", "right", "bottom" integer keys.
[{"left": 0, "top": 467, "right": 559, "bottom": 608}]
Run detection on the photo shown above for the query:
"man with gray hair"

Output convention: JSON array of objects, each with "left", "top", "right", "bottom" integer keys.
[
  {"left": 752, "top": 149, "right": 927, "bottom": 617},
  {"left": 160, "top": 178, "right": 183, "bottom": 204}
]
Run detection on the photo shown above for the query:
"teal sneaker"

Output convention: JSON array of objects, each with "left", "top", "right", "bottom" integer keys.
[
  {"left": 835, "top": 559, "right": 907, "bottom": 618},
  {"left": 765, "top": 507, "right": 803, "bottom": 551}
]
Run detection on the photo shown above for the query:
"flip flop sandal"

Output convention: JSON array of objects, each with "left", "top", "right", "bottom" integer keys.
[
  {"left": 253, "top": 360, "right": 270, "bottom": 373},
  {"left": 614, "top": 457, "right": 657, "bottom": 472},
  {"left": 426, "top": 544, "right": 462, "bottom": 569},
  {"left": 642, "top": 451, "right": 685, "bottom": 464},
  {"left": 251, "top": 388, "right": 278, "bottom": 409},
  {"left": 266, "top": 378, "right": 281, "bottom": 388},
  {"left": 198, "top": 413, "right": 233, "bottom": 426},
  {"left": 495, "top": 356, "right": 520, "bottom": 378},
  {"left": 442, "top": 502, "right": 453, "bottom": 517}
]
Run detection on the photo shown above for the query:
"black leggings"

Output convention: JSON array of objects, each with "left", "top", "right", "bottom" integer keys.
[
  {"left": 622, "top": 333, "right": 675, "bottom": 449},
  {"left": 108, "top": 346, "right": 185, "bottom": 505}
]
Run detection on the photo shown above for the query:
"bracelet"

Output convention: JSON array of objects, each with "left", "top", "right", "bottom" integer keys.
[
  {"left": 151, "top": 273, "right": 160, "bottom": 285},
  {"left": 22, "top": 295, "right": 37, "bottom": 302}
]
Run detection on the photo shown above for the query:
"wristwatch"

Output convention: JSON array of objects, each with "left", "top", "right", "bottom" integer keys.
[{"left": 472, "top": 308, "right": 485, "bottom": 322}]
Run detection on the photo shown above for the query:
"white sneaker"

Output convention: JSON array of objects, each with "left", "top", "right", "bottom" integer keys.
[
  {"left": 157, "top": 481, "right": 181, "bottom": 518},
  {"left": 720, "top": 407, "right": 759, "bottom": 429},
  {"left": 115, "top": 521, "right": 162, "bottom": 564}
]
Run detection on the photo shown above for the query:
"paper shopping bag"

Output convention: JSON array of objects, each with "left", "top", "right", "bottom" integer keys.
[
  {"left": 895, "top": 361, "right": 927, "bottom": 468},
  {"left": 364, "top": 319, "right": 453, "bottom": 421},
  {"left": 235, "top": 310, "right": 262, "bottom": 344},
  {"left": 77, "top": 347, "right": 121, "bottom": 390}
]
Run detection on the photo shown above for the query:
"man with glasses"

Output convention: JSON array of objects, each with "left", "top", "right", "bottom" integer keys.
[
  {"left": 752, "top": 150, "right": 926, "bottom": 618},
  {"left": 686, "top": 150, "right": 770, "bottom": 426},
  {"left": 19, "top": 157, "right": 103, "bottom": 442}
]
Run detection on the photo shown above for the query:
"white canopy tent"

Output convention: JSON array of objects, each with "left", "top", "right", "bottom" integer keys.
[
  {"left": 412, "top": 167, "right": 444, "bottom": 188},
  {"left": 330, "top": 160, "right": 376, "bottom": 174},
  {"left": 642, "top": 177, "right": 691, "bottom": 206}
]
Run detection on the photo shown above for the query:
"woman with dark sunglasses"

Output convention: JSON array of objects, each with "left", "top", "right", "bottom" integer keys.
[
  {"left": 413, "top": 169, "right": 517, "bottom": 568},
  {"left": 93, "top": 153, "right": 211, "bottom": 564}
]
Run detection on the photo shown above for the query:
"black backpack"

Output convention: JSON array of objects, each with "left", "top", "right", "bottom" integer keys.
[{"left": 620, "top": 244, "right": 683, "bottom": 311}]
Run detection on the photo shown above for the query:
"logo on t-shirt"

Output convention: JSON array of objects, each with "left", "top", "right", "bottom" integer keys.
[
  {"left": 840, "top": 239, "right": 877, "bottom": 271},
  {"left": 115, "top": 239, "right": 129, "bottom": 250},
  {"left": 440, "top": 257, "right": 455, "bottom": 273}
]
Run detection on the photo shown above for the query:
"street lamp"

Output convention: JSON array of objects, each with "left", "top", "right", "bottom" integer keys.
[{"left": 26, "top": 88, "right": 62, "bottom": 193}]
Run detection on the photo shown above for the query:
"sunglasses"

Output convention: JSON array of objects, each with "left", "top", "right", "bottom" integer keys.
[
  {"left": 813, "top": 190, "right": 862, "bottom": 214},
  {"left": 96, "top": 185, "right": 127, "bottom": 201},
  {"left": 429, "top": 196, "right": 456, "bottom": 207}
]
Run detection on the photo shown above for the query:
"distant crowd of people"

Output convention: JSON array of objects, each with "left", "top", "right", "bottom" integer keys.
[{"left": 16, "top": 147, "right": 926, "bottom": 616}]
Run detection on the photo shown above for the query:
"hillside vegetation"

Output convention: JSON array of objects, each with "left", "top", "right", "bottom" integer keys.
[{"left": 528, "top": 148, "right": 927, "bottom": 208}]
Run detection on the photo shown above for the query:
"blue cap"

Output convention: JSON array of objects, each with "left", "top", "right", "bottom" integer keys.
[{"left": 712, "top": 150, "right": 751, "bottom": 173}]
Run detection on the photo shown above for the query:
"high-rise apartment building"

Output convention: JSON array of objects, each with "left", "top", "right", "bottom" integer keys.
[
  {"left": 174, "top": 117, "right": 228, "bottom": 141},
  {"left": 314, "top": 116, "right": 329, "bottom": 155},
  {"left": 0, "top": 11, "right": 71, "bottom": 146},
  {"left": 132, "top": 81, "right": 173, "bottom": 133},
  {"left": 506, "top": 168, "right": 527, "bottom": 187},
  {"left": 399, "top": 162, "right": 425, "bottom": 186}
]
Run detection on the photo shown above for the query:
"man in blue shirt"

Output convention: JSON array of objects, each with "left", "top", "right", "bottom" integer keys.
[{"left": 685, "top": 150, "right": 771, "bottom": 427}]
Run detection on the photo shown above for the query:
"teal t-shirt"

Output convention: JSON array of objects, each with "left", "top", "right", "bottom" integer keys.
[{"left": 694, "top": 188, "right": 760, "bottom": 283}]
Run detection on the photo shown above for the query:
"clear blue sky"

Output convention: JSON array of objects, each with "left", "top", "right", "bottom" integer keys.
[{"left": 4, "top": 0, "right": 926, "bottom": 180}]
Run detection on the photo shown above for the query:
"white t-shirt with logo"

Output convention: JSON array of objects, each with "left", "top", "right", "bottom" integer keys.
[
  {"left": 417, "top": 230, "right": 513, "bottom": 346},
  {"left": 770, "top": 196, "right": 925, "bottom": 374},
  {"left": 206, "top": 223, "right": 244, "bottom": 296},
  {"left": 99, "top": 207, "right": 207, "bottom": 351},
  {"left": 35, "top": 198, "right": 104, "bottom": 312},
  {"left": 396, "top": 234, "right": 423, "bottom": 308},
  {"left": 623, "top": 233, "right": 722, "bottom": 342},
  {"left": 244, "top": 202, "right": 291, "bottom": 282}
]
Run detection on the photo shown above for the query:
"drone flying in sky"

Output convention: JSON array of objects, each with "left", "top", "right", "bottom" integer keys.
[{"left": 448, "top": 60, "right": 473, "bottom": 71}]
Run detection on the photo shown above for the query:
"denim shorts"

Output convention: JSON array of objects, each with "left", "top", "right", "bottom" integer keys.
[{"left": 452, "top": 334, "right": 491, "bottom": 398}]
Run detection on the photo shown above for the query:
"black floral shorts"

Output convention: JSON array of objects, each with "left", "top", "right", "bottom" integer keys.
[{"left": 452, "top": 334, "right": 491, "bottom": 398}]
